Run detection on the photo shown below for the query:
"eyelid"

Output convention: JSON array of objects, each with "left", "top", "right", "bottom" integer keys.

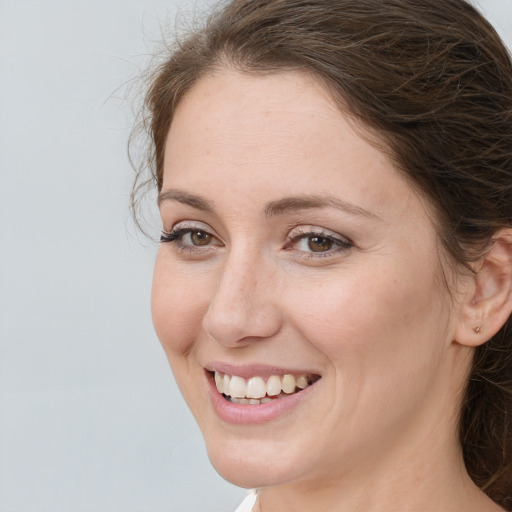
[
  {"left": 170, "top": 220, "right": 216, "bottom": 233},
  {"left": 287, "top": 225, "right": 352, "bottom": 244},
  {"left": 162, "top": 220, "right": 220, "bottom": 240}
]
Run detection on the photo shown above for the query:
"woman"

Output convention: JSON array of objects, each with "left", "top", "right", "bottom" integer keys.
[{"left": 132, "top": 0, "right": 512, "bottom": 509}]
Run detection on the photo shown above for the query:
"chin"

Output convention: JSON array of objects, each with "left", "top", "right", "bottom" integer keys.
[
  {"left": 208, "top": 452, "right": 289, "bottom": 488},
  {"left": 211, "top": 459, "right": 271, "bottom": 488},
  {"left": 203, "top": 431, "right": 311, "bottom": 488}
]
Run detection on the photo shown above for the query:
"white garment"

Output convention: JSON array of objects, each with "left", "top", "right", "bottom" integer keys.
[{"left": 234, "top": 490, "right": 258, "bottom": 512}]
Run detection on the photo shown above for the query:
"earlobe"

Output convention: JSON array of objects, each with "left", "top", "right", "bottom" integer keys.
[{"left": 454, "top": 231, "right": 512, "bottom": 347}]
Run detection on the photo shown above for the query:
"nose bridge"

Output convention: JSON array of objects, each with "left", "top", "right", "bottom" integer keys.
[{"left": 203, "top": 246, "right": 281, "bottom": 346}]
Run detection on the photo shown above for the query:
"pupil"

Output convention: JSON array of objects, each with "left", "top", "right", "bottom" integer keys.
[
  {"left": 191, "top": 231, "right": 211, "bottom": 245},
  {"left": 308, "top": 236, "right": 332, "bottom": 252}
]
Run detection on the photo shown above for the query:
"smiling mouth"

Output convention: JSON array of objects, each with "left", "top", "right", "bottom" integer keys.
[{"left": 211, "top": 371, "right": 321, "bottom": 405}]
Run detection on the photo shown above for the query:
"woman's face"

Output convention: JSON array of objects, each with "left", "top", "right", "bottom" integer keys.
[{"left": 152, "top": 69, "right": 467, "bottom": 488}]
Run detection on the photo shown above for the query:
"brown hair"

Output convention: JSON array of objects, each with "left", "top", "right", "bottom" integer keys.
[{"left": 132, "top": 0, "right": 512, "bottom": 505}]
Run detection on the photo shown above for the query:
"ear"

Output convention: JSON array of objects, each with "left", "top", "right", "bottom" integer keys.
[{"left": 454, "top": 231, "right": 512, "bottom": 347}]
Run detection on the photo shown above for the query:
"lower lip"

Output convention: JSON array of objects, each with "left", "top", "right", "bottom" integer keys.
[{"left": 206, "top": 373, "right": 317, "bottom": 424}]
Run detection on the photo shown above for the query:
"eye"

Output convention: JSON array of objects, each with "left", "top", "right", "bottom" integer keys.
[
  {"left": 184, "top": 230, "right": 213, "bottom": 246},
  {"left": 160, "top": 222, "right": 222, "bottom": 251},
  {"left": 286, "top": 227, "right": 352, "bottom": 257},
  {"left": 295, "top": 235, "right": 336, "bottom": 253}
]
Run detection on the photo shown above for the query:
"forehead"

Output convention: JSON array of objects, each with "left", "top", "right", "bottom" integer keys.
[{"left": 162, "top": 68, "right": 423, "bottom": 222}]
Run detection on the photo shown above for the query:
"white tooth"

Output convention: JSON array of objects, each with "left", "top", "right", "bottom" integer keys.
[
  {"left": 282, "top": 374, "right": 296, "bottom": 394},
  {"left": 238, "top": 398, "right": 249, "bottom": 404},
  {"left": 246, "top": 376, "right": 266, "bottom": 398},
  {"left": 229, "top": 375, "right": 247, "bottom": 398},
  {"left": 261, "top": 397, "right": 272, "bottom": 404},
  {"left": 296, "top": 375, "right": 308, "bottom": 389},
  {"left": 223, "top": 374, "right": 231, "bottom": 396},
  {"left": 266, "top": 375, "right": 282, "bottom": 396},
  {"left": 249, "top": 399, "right": 260, "bottom": 405},
  {"left": 214, "top": 372, "right": 224, "bottom": 393}
]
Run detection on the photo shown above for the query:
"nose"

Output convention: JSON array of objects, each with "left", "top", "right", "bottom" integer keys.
[{"left": 202, "top": 252, "right": 282, "bottom": 347}]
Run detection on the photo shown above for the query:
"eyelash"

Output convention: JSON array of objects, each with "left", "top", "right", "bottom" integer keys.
[
  {"left": 160, "top": 224, "right": 353, "bottom": 259},
  {"left": 160, "top": 228, "right": 193, "bottom": 244}
]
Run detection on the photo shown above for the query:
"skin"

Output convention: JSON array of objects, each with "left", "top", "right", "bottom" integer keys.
[{"left": 152, "top": 69, "right": 503, "bottom": 511}]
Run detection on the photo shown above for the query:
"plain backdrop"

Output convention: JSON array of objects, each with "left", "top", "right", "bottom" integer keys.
[{"left": 0, "top": 1, "right": 511, "bottom": 511}]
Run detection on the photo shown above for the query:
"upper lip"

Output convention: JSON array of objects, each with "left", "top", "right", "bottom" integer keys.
[{"left": 204, "top": 362, "right": 321, "bottom": 380}]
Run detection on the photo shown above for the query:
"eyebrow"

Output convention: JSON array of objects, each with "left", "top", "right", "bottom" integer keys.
[
  {"left": 158, "top": 189, "right": 379, "bottom": 220},
  {"left": 264, "top": 195, "right": 379, "bottom": 220},
  {"left": 157, "top": 189, "right": 214, "bottom": 213}
]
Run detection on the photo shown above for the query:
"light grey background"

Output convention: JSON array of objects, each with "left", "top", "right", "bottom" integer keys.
[{"left": 0, "top": 1, "right": 511, "bottom": 511}]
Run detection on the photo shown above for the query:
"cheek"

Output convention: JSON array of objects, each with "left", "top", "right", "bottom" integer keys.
[
  {"left": 285, "top": 261, "right": 449, "bottom": 376},
  {"left": 282, "top": 264, "right": 453, "bottom": 449},
  {"left": 151, "top": 254, "right": 210, "bottom": 357}
]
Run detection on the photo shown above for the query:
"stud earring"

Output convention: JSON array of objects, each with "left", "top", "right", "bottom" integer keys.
[{"left": 473, "top": 326, "right": 482, "bottom": 334}]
